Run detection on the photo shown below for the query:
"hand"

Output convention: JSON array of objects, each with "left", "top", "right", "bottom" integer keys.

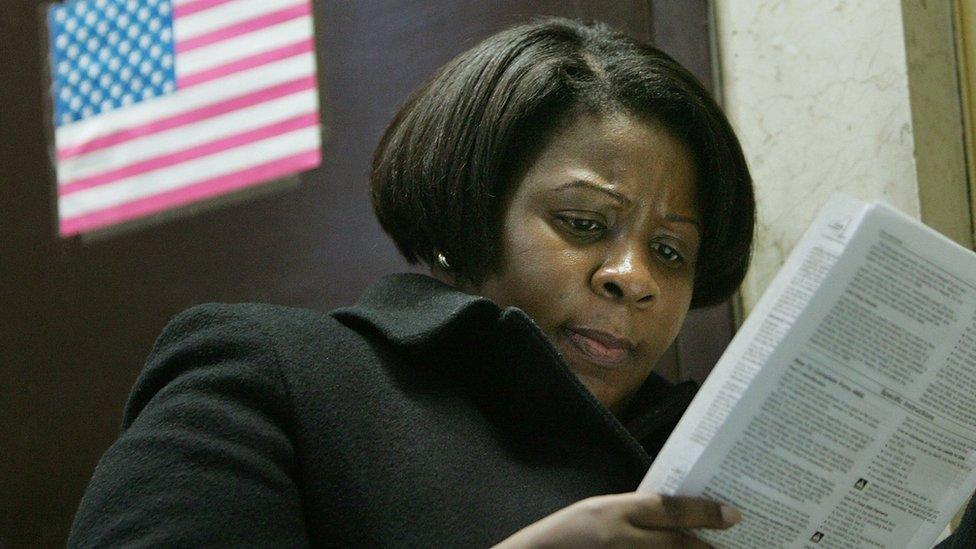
[{"left": 493, "top": 492, "right": 740, "bottom": 548}]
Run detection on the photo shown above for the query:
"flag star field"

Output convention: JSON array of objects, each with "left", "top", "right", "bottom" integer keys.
[{"left": 50, "top": 0, "right": 177, "bottom": 127}]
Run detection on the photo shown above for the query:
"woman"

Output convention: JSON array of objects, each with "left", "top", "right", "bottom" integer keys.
[{"left": 67, "top": 18, "right": 972, "bottom": 548}]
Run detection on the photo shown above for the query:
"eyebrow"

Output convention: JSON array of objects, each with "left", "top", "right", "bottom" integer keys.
[
  {"left": 554, "top": 180, "right": 632, "bottom": 207},
  {"left": 553, "top": 180, "right": 702, "bottom": 233},
  {"left": 666, "top": 213, "right": 702, "bottom": 233}
]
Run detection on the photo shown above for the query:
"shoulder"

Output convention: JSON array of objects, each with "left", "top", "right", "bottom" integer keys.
[
  {"left": 156, "top": 302, "right": 342, "bottom": 343},
  {"left": 126, "top": 302, "right": 358, "bottom": 426},
  {"left": 72, "top": 303, "right": 317, "bottom": 545},
  {"left": 150, "top": 301, "right": 367, "bottom": 365},
  {"left": 128, "top": 274, "right": 508, "bottom": 426}
]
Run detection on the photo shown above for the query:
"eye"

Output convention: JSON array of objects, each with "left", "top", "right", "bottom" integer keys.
[
  {"left": 557, "top": 215, "right": 606, "bottom": 236},
  {"left": 651, "top": 242, "right": 684, "bottom": 264}
]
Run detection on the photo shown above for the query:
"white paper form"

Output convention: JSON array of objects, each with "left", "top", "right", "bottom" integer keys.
[
  {"left": 641, "top": 195, "right": 870, "bottom": 494},
  {"left": 640, "top": 195, "right": 976, "bottom": 548}
]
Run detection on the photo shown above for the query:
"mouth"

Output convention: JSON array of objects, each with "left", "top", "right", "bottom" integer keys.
[{"left": 561, "top": 326, "right": 635, "bottom": 367}]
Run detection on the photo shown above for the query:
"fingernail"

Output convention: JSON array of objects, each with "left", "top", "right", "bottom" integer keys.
[{"left": 721, "top": 505, "right": 742, "bottom": 525}]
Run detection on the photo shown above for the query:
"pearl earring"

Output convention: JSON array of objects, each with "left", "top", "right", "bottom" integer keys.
[{"left": 436, "top": 252, "right": 452, "bottom": 270}]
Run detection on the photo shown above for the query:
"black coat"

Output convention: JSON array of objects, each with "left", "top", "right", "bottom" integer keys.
[
  {"left": 67, "top": 273, "right": 976, "bottom": 547},
  {"left": 68, "top": 273, "right": 699, "bottom": 547}
]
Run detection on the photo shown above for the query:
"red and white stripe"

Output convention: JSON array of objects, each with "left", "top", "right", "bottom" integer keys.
[{"left": 55, "top": 0, "right": 321, "bottom": 236}]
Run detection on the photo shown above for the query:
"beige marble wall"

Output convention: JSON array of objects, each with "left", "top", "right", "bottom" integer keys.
[{"left": 714, "top": 0, "right": 971, "bottom": 313}]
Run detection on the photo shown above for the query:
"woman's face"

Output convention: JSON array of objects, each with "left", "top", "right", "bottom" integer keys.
[{"left": 475, "top": 112, "right": 700, "bottom": 414}]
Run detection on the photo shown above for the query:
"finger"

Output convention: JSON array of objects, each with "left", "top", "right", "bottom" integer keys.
[{"left": 622, "top": 493, "right": 740, "bottom": 530}]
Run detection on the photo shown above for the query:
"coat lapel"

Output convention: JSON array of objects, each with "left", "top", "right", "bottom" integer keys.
[{"left": 333, "top": 273, "right": 697, "bottom": 474}]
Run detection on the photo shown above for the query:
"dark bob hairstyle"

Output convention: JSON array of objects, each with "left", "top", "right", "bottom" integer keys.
[{"left": 371, "top": 18, "right": 754, "bottom": 308}]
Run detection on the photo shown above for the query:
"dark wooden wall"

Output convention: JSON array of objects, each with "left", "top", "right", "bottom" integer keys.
[{"left": 0, "top": 1, "right": 728, "bottom": 546}]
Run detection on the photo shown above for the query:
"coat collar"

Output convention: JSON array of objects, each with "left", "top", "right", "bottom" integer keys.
[
  {"left": 332, "top": 273, "right": 501, "bottom": 349},
  {"left": 333, "top": 273, "right": 698, "bottom": 469}
]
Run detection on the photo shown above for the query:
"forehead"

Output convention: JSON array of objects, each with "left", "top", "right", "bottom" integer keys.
[{"left": 515, "top": 111, "right": 699, "bottom": 214}]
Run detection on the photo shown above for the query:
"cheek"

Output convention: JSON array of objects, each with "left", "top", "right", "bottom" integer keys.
[
  {"left": 492, "top": 222, "right": 587, "bottom": 321},
  {"left": 502, "top": 219, "right": 579, "bottom": 282},
  {"left": 661, "top": 282, "right": 695, "bottom": 337}
]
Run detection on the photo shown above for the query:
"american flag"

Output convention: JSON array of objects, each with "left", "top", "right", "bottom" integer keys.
[{"left": 48, "top": 0, "right": 322, "bottom": 236}]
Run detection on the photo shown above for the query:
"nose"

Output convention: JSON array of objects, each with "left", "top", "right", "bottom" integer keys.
[{"left": 590, "top": 242, "right": 659, "bottom": 307}]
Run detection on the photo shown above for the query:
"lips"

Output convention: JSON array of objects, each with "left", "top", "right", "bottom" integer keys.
[{"left": 562, "top": 326, "right": 635, "bottom": 366}]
